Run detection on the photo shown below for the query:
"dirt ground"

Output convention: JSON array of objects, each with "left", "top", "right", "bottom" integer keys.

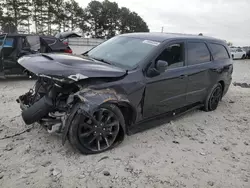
[{"left": 0, "top": 60, "right": 249, "bottom": 188}]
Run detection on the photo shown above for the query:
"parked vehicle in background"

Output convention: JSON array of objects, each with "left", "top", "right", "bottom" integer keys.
[
  {"left": 17, "top": 33, "right": 233, "bottom": 154},
  {"left": 246, "top": 49, "right": 250, "bottom": 59},
  {"left": 230, "top": 47, "right": 246, "bottom": 59},
  {"left": 0, "top": 33, "right": 73, "bottom": 78}
]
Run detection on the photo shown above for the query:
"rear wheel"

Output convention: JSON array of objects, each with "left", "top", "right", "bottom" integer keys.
[
  {"left": 203, "top": 83, "right": 223, "bottom": 111},
  {"left": 68, "top": 103, "right": 125, "bottom": 154}
]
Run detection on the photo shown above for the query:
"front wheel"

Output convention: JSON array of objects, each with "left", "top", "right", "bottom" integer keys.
[
  {"left": 203, "top": 83, "right": 223, "bottom": 112},
  {"left": 68, "top": 103, "right": 125, "bottom": 154},
  {"left": 242, "top": 54, "right": 246, "bottom": 59}
]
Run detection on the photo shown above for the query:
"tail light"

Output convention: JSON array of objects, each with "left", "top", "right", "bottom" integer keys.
[
  {"left": 63, "top": 41, "right": 69, "bottom": 45},
  {"left": 64, "top": 48, "right": 72, "bottom": 53}
]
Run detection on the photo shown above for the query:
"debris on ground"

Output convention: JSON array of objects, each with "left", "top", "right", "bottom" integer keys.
[
  {"left": 24, "top": 168, "right": 38, "bottom": 174},
  {"left": 103, "top": 171, "right": 111, "bottom": 176},
  {"left": 233, "top": 82, "right": 250, "bottom": 88}
]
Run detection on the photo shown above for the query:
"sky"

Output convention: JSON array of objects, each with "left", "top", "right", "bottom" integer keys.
[{"left": 76, "top": 0, "right": 250, "bottom": 46}]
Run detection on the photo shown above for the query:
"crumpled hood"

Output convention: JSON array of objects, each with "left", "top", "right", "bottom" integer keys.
[{"left": 18, "top": 53, "right": 127, "bottom": 81}]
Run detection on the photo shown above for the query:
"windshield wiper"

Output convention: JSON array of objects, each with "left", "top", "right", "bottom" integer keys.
[{"left": 91, "top": 57, "right": 112, "bottom": 65}]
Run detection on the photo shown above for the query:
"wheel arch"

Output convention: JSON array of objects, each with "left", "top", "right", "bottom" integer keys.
[
  {"left": 62, "top": 88, "right": 136, "bottom": 144},
  {"left": 218, "top": 80, "right": 225, "bottom": 93},
  {"left": 109, "top": 101, "right": 137, "bottom": 130}
]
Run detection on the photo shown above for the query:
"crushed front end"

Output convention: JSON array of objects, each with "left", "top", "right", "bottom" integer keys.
[
  {"left": 16, "top": 53, "right": 132, "bottom": 154},
  {"left": 17, "top": 76, "right": 79, "bottom": 134}
]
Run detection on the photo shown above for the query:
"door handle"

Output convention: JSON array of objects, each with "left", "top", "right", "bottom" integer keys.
[{"left": 179, "top": 75, "right": 187, "bottom": 79}]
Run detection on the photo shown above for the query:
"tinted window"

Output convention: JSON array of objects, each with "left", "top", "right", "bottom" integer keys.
[
  {"left": 156, "top": 43, "right": 184, "bottom": 69},
  {"left": 210, "top": 43, "right": 230, "bottom": 60},
  {"left": 3, "top": 38, "right": 14, "bottom": 48},
  {"left": 187, "top": 42, "right": 210, "bottom": 65}
]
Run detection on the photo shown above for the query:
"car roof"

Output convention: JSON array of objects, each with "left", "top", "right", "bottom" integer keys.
[
  {"left": 5, "top": 33, "right": 34, "bottom": 37},
  {"left": 120, "top": 32, "right": 225, "bottom": 43},
  {"left": 3, "top": 33, "right": 57, "bottom": 38}
]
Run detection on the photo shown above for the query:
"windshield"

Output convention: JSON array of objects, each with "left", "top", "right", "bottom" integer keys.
[{"left": 87, "top": 36, "right": 160, "bottom": 69}]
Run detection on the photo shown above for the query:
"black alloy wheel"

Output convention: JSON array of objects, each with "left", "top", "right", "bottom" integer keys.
[
  {"left": 208, "top": 85, "right": 222, "bottom": 110},
  {"left": 68, "top": 103, "right": 124, "bottom": 154},
  {"left": 78, "top": 108, "right": 120, "bottom": 152},
  {"left": 203, "top": 83, "right": 223, "bottom": 112}
]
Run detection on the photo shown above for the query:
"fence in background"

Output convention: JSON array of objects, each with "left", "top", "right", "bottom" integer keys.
[{"left": 67, "top": 38, "right": 105, "bottom": 54}]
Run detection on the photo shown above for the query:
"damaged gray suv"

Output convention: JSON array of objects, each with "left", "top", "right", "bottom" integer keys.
[{"left": 17, "top": 33, "right": 233, "bottom": 154}]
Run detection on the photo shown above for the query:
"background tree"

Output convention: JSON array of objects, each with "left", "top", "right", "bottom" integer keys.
[
  {"left": 85, "top": 0, "right": 104, "bottom": 38},
  {"left": 2, "top": 0, "right": 32, "bottom": 32},
  {"left": 0, "top": 0, "right": 149, "bottom": 36},
  {"left": 18, "top": 0, "right": 32, "bottom": 33},
  {"left": 101, "top": 0, "right": 119, "bottom": 38},
  {"left": 125, "top": 12, "right": 149, "bottom": 33},
  {"left": 51, "top": 0, "right": 66, "bottom": 33},
  {"left": 32, "top": 0, "right": 47, "bottom": 34},
  {"left": 0, "top": 5, "right": 3, "bottom": 31},
  {"left": 118, "top": 7, "right": 131, "bottom": 34}
]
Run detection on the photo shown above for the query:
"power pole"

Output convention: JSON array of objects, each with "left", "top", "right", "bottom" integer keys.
[{"left": 161, "top": 27, "right": 164, "bottom": 33}]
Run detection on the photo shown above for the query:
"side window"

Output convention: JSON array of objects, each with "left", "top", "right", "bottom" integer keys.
[
  {"left": 21, "top": 37, "right": 30, "bottom": 48},
  {"left": 26, "top": 36, "right": 40, "bottom": 51},
  {"left": 209, "top": 43, "right": 230, "bottom": 60},
  {"left": 156, "top": 43, "right": 184, "bottom": 69},
  {"left": 187, "top": 42, "right": 211, "bottom": 65},
  {"left": 237, "top": 49, "right": 242, "bottom": 52},
  {"left": 3, "top": 38, "right": 14, "bottom": 48}
]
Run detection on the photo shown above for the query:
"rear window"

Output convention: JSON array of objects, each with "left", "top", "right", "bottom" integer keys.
[
  {"left": 26, "top": 36, "right": 40, "bottom": 51},
  {"left": 210, "top": 43, "right": 230, "bottom": 60},
  {"left": 187, "top": 42, "right": 211, "bottom": 65}
]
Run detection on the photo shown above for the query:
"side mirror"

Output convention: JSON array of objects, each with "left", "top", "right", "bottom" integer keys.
[
  {"left": 156, "top": 60, "right": 168, "bottom": 73},
  {"left": 147, "top": 60, "right": 169, "bottom": 77}
]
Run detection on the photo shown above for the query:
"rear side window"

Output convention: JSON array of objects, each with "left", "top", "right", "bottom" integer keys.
[
  {"left": 209, "top": 43, "right": 230, "bottom": 60},
  {"left": 187, "top": 42, "right": 211, "bottom": 65}
]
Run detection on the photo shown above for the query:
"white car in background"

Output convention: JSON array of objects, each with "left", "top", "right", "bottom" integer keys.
[{"left": 230, "top": 47, "right": 246, "bottom": 59}]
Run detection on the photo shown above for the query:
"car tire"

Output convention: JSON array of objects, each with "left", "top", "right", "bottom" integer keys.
[
  {"left": 68, "top": 103, "right": 125, "bottom": 154},
  {"left": 232, "top": 54, "right": 234, "bottom": 59},
  {"left": 203, "top": 83, "right": 223, "bottom": 112},
  {"left": 242, "top": 54, "right": 246, "bottom": 59}
]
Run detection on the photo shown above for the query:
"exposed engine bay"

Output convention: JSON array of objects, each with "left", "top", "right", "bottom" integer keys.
[{"left": 17, "top": 76, "right": 79, "bottom": 134}]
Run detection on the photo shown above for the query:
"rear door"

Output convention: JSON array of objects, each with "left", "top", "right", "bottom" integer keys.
[
  {"left": 2, "top": 36, "right": 21, "bottom": 72},
  {"left": 185, "top": 40, "right": 212, "bottom": 104},
  {"left": 0, "top": 34, "right": 7, "bottom": 76}
]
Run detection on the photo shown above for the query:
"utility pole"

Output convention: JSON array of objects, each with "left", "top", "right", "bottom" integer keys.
[{"left": 161, "top": 27, "right": 164, "bottom": 33}]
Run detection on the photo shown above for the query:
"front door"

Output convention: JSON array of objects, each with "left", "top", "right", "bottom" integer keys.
[
  {"left": 143, "top": 41, "right": 188, "bottom": 118},
  {"left": 0, "top": 34, "right": 7, "bottom": 77}
]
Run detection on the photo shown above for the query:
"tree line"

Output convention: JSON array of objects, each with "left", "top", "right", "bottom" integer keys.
[{"left": 0, "top": 0, "right": 149, "bottom": 38}]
